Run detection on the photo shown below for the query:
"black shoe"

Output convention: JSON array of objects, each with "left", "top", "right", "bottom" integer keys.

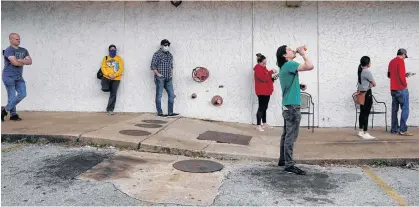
[
  {"left": 1, "top": 107, "right": 7, "bottom": 122},
  {"left": 157, "top": 113, "right": 167, "bottom": 117},
  {"left": 167, "top": 113, "right": 179, "bottom": 116},
  {"left": 278, "top": 161, "right": 285, "bottom": 166},
  {"left": 10, "top": 114, "right": 22, "bottom": 121},
  {"left": 284, "top": 166, "right": 306, "bottom": 175}
]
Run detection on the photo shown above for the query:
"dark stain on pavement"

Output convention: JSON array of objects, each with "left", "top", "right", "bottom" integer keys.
[
  {"left": 241, "top": 166, "right": 361, "bottom": 205},
  {"left": 79, "top": 155, "right": 146, "bottom": 181},
  {"left": 36, "top": 151, "right": 111, "bottom": 184}
]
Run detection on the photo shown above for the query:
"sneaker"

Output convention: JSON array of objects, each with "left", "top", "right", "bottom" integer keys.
[
  {"left": 1, "top": 107, "right": 7, "bottom": 122},
  {"left": 10, "top": 114, "right": 22, "bottom": 121},
  {"left": 284, "top": 166, "right": 306, "bottom": 175},
  {"left": 256, "top": 125, "right": 264, "bottom": 132},
  {"left": 399, "top": 131, "right": 413, "bottom": 136},
  {"left": 263, "top": 123, "right": 274, "bottom": 129},
  {"left": 107, "top": 111, "right": 114, "bottom": 115},
  {"left": 167, "top": 113, "right": 179, "bottom": 117},
  {"left": 360, "top": 132, "right": 375, "bottom": 139},
  {"left": 157, "top": 113, "right": 166, "bottom": 117},
  {"left": 357, "top": 131, "right": 364, "bottom": 137}
]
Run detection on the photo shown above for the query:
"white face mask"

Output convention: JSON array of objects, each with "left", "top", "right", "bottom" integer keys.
[{"left": 162, "top": 46, "right": 169, "bottom": 52}]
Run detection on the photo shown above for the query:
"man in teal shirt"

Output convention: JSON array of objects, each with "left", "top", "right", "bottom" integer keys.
[{"left": 276, "top": 45, "right": 314, "bottom": 175}]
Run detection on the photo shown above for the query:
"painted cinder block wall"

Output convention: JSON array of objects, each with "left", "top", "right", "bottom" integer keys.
[{"left": 1, "top": 1, "right": 418, "bottom": 127}]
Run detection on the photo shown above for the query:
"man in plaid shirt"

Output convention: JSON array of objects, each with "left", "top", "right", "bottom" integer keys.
[{"left": 151, "top": 39, "right": 179, "bottom": 117}]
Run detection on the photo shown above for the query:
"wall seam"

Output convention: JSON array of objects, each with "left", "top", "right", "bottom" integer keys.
[{"left": 316, "top": 1, "right": 320, "bottom": 127}]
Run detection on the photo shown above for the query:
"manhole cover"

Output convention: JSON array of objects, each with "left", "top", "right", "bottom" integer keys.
[
  {"left": 197, "top": 130, "right": 252, "bottom": 145},
  {"left": 119, "top": 130, "right": 151, "bottom": 136},
  {"left": 142, "top": 120, "right": 168, "bottom": 124},
  {"left": 135, "top": 124, "right": 163, "bottom": 128},
  {"left": 173, "top": 159, "right": 224, "bottom": 173}
]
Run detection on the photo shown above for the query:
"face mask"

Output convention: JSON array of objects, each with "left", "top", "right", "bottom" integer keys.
[
  {"left": 109, "top": 50, "right": 116, "bottom": 57},
  {"left": 162, "top": 46, "right": 169, "bottom": 52}
]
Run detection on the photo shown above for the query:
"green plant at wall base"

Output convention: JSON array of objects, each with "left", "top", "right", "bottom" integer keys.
[{"left": 373, "top": 159, "right": 389, "bottom": 166}]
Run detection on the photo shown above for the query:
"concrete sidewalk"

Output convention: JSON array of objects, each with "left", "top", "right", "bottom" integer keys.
[{"left": 1, "top": 112, "right": 419, "bottom": 165}]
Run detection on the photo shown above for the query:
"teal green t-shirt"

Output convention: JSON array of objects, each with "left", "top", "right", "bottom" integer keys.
[{"left": 279, "top": 61, "right": 300, "bottom": 106}]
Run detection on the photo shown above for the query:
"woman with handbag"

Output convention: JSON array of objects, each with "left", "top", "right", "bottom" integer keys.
[
  {"left": 100, "top": 44, "right": 124, "bottom": 115},
  {"left": 253, "top": 53, "right": 277, "bottom": 132},
  {"left": 357, "top": 56, "right": 376, "bottom": 139}
]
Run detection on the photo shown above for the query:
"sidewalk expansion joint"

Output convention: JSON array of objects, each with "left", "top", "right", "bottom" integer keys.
[{"left": 138, "top": 117, "right": 182, "bottom": 148}]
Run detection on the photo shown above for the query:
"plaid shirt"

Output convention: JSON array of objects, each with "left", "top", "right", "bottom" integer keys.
[{"left": 150, "top": 48, "right": 173, "bottom": 78}]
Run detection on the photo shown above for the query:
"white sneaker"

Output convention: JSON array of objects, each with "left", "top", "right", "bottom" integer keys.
[
  {"left": 256, "top": 125, "right": 264, "bottom": 132},
  {"left": 361, "top": 132, "right": 375, "bottom": 139},
  {"left": 358, "top": 131, "right": 364, "bottom": 137},
  {"left": 263, "top": 123, "right": 273, "bottom": 129}
]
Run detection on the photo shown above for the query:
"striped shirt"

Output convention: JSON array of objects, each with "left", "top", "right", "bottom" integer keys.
[{"left": 150, "top": 48, "right": 173, "bottom": 78}]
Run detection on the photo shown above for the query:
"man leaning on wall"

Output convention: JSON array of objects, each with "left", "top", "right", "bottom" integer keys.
[
  {"left": 1, "top": 33, "right": 32, "bottom": 122},
  {"left": 150, "top": 39, "right": 179, "bottom": 117},
  {"left": 387, "top": 48, "right": 413, "bottom": 136}
]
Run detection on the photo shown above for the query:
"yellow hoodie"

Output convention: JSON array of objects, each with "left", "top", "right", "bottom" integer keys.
[{"left": 101, "top": 55, "right": 124, "bottom": 80}]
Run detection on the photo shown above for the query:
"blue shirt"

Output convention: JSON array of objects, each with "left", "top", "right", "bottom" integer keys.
[{"left": 3, "top": 46, "right": 30, "bottom": 77}]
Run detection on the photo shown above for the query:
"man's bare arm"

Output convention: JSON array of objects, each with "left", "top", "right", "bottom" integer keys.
[
  {"left": 152, "top": 69, "right": 162, "bottom": 77},
  {"left": 21, "top": 56, "right": 32, "bottom": 65},
  {"left": 296, "top": 47, "right": 314, "bottom": 72},
  {"left": 7, "top": 56, "right": 24, "bottom": 67}
]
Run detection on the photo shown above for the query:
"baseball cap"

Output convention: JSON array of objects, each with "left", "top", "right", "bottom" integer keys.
[
  {"left": 161, "top": 39, "right": 171, "bottom": 46},
  {"left": 397, "top": 48, "right": 408, "bottom": 58}
]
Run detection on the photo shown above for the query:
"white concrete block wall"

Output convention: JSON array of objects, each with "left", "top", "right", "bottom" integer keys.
[{"left": 1, "top": 1, "right": 418, "bottom": 127}]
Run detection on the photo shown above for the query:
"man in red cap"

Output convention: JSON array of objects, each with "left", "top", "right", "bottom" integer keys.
[{"left": 388, "top": 48, "right": 413, "bottom": 136}]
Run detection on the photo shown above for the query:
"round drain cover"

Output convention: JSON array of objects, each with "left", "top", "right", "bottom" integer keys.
[
  {"left": 135, "top": 124, "right": 163, "bottom": 128},
  {"left": 119, "top": 130, "right": 151, "bottom": 136},
  {"left": 142, "top": 119, "right": 168, "bottom": 124},
  {"left": 173, "top": 159, "right": 224, "bottom": 173}
]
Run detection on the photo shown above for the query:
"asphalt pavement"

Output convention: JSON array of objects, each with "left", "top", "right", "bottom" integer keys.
[{"left": 1, "top": 143, "right": 418, "bottom": 206}]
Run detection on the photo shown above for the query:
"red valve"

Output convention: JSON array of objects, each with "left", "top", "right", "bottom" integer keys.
[
  {"left": 192, "top": 67, "right": 209, "bottom": 82},
  {"left": 211, "top": 95, "right": 223, "bottom": 106}
]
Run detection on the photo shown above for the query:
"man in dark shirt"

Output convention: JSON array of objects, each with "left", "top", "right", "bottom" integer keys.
[
  {"left": 150, "top": 39, "right": 179, "bottom": 117},
  {"left": 387, "top": 48, "right": 412, "bottom": 136},
  {"left": 1, "top": 33, "right": 32, "bottom": 121}
]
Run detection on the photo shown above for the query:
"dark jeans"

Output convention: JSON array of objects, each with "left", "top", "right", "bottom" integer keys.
[
  {"left": 2, "top": 75, "right": 27, "bottom": 116},
  {"left": 155, "top": 76, "right": 174, "bottom": 114},
  {"left": 256, "top": 95, "right": 270, "bottom": 125},
  {"left": 359, "top": 89, "right": 372, "bottom": 132},
  {"left": 391, "top": 89, "right": 409, "bottom": 133},
  {"left": 279, "top": 105, "right": 301, "bottom": 168},
  {"left": 106, "top": 80, "right": 120, "bottom": 112}
]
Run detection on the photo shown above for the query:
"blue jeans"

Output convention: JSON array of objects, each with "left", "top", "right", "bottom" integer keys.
[
  {"left": 2, "top": 75, "right": 27, "bottom": 116},
  {"left": 154, "top": 76, "right": 174, "bottom": 114},
  {"left": 391, "top": 89, "right": 409, "bottom": 133}
]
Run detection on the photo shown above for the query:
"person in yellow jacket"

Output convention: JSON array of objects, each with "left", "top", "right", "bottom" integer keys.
[{"left": 100, "top": 44, "right": 124, "bottom": 115}]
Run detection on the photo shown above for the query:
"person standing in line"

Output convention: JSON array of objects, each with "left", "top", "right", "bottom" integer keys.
[
  {"left": 100, "top": 44, "right": 124, "bottom": 115},
  {"left": 1, "top": 33, "right": 32, "bottom": 122},
  {"left": 150, "top": 39, "right": 179, "bottom": 117},
  {"left": 387, "top": 48, "right": 413, "bottom": 136},
  {"left": 276, "top": 45, "right": 313, "bottom": 175},
  {"left": 253, "top": 53, "right": 277, "bottom": 131},
  {"left": 357, "top": 56, "right": 376, "bottom": 139}
]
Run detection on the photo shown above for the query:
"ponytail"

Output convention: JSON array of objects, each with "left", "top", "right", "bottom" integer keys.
[{"left": 357, "top": 64, "right": 362, "bottom": 84}]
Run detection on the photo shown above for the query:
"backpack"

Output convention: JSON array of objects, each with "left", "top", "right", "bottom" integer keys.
[{"left": 96, "top": 56, "right": 108, "bottom": 79}]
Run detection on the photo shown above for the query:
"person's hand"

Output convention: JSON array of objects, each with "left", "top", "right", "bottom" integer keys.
[
  {"left": 271, "top": 69, "right": 277, "bottom": 74},
  {"left": 110, "top": 74, "right": 116, "bottom": 79},
  {"left": 296, "top": 46, "right": 306, "bottom": 56}
]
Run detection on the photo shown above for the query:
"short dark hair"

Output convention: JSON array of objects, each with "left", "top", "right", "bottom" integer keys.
[{"left": 109, "top": 44, "right": 116, "bottom": 50}]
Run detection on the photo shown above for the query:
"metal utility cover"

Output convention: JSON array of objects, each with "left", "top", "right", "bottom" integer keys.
[
  {"left": 135, "top": 124, "right": 163, "bottom": 128},
  {"left": 119, "top": 130, "right": 151, "bottom": 136},
  {"left": 142, "top": 119, "right": 168, "bottom": 124},
  {"left": 197, "top": 130, "right": 252, "bottom": 145},
  {"left": 173, "top": 159, "right": 224, "bottom": 173}
]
